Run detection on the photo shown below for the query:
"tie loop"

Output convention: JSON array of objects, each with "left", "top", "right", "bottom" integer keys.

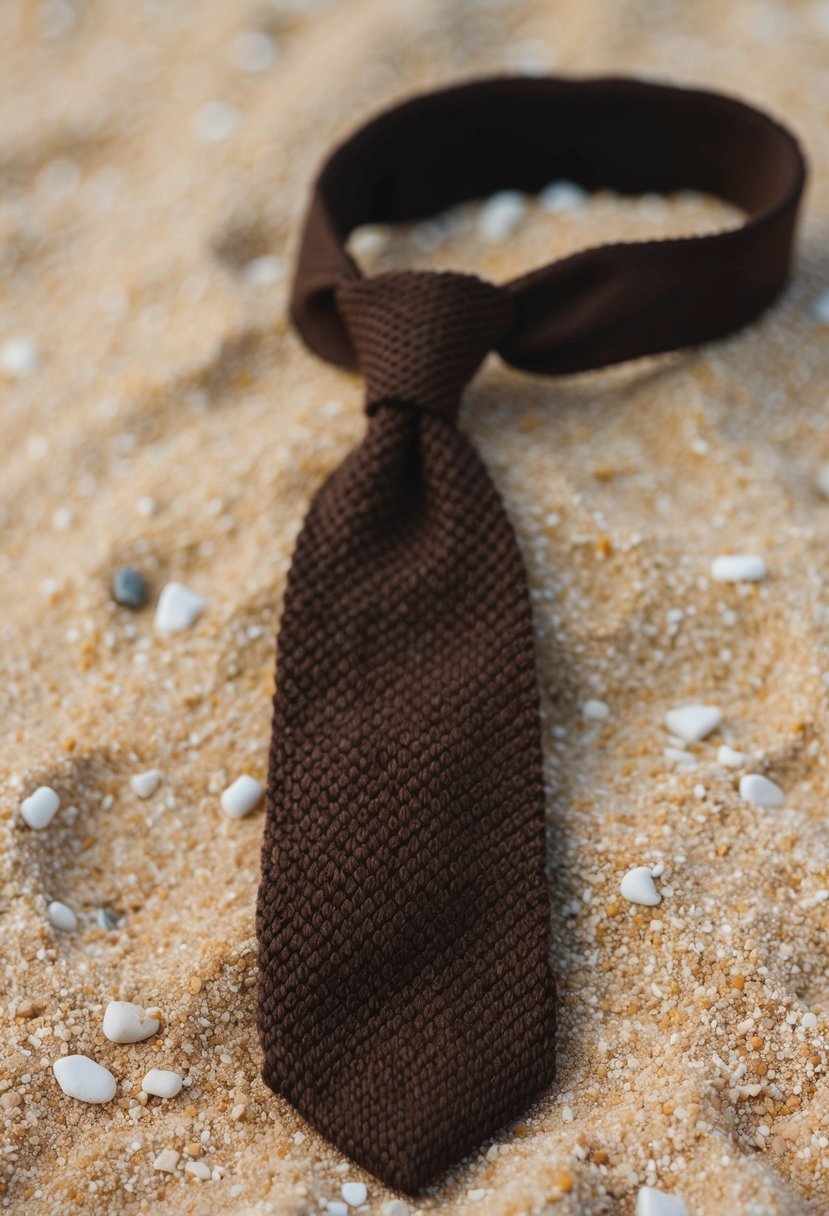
[
  {"left": 336, "top": 270, "right": 516, "bottom": 424},
  {"left": 291, "top": 75, "right": 805, "bottom": 379}
]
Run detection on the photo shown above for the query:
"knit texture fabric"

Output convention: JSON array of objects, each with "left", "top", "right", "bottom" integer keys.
[
  {"left": 256, "top": 271, "right": 557, "bottom": 1193},
  {"left": 259, "top": 73, "right": 806, "bottom": 1196}
]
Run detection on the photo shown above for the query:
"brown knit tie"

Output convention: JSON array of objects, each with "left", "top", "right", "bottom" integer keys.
[{"left": 256, "top": 75, "right": 805, "bottom": 1194}]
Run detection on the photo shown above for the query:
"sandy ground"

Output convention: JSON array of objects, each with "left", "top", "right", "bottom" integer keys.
[{"left": 2, "top": 0, "right": 829, "bottom": 1213}]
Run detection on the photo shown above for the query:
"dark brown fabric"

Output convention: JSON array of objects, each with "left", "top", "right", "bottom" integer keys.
[
  {"left": 257, "top": 74, "right": 806, "bottom": 1194},
  {"left": 337, "top": 270, "right": 516, "bottom": 422}
]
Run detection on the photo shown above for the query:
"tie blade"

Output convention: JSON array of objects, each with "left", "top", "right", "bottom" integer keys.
[
  {"left": 258, "top": 407, "right": 556, "bottom": 1190},
  {"left": 258, "top": 929, "right": 556, "bottom": 1192}
]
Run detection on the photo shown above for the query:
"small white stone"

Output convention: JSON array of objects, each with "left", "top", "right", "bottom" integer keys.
[
  {"left": 327, "top": 1205, "right": 348, "bottom": 1216},
  {"left": 52, "top": 506, "right": 74, "bottom": 531},
  {"left": 802, "top": 1011, "right": 818, "bottom": 1030},
  {"left": 664, "top": 747, "right": 696, "bottom": 766},
  {"left": 154, "top": 581, "right": 206, "bottom": 632},
  {"left": 710, "top": 554, "right": 767, "bottom": 583},
  {"left": 665, "top": 704, "right": 722, "bottom": 743},
  {"left": 636, "top": 1186, "right": 688, "bottom": 1216},
  {"left": 193, "top": 101, "right": 238, "bottom": 142},
  {"left": 130, "top": 769, "right": 162, "bottom": 799},
  {"left": 582, "top": 699, "right": 609, "bottom": 721},
  {"left": 342, "top": 1181, "right": 368, "bottom": 1207},
  {"left": 478, "top": 190, "right": 526, "bottom": 244},
  {"left": 53, "top": 1055, "right": 117, "bottom": 1104},
  {"left": 539, "top": 180, "right": 587, "bottom": 212},
  {"left": 153, "top": 1148, "right": 180, "bottom": 1173},
  {"left": 184, "top": 1160, "right": 211, "bottom": 1180},
  {"left": 350, "top": 226, "right": 390, "bottom": 258},
  {"left": 221, "top": 775, "right": 264, "bottom": 819},
  {"left": 136, "top": 495, "right": 157, "bottom": 518},
  {"left": 739, "top": 773, "right": 784, "bottom": 808},
  {"left": 142, "top": 1068, "right": 183, "bottom": 1098},
  {"left": 103, "top": 1001, "right": 160, "bottom": 1044},
  {"left": 717, "top": 744, "right": 747, "bottom": 768},
  {"left": 47, "top": 901, "right": 77, "bottom": 932},
  {"left": 20, "top": 786, "right": 60, "bottom": 830},
  {"left": 620, "top": 866, "right": 661, "bottom": 907},
  {"left": 382, "top": 1203, "right": 410, "bottom": 1216},
  {"left": 812, "top": 290, "right": 829, "bottom": 323},
  {"left": 233, "top": 29, "right": 277, "bottom": 73},
  {"left": 1, "top": 336, "right": 40, "bottom": 377},
  {"left": 242, "top": 255, "right": 284, "bottom": 286}
]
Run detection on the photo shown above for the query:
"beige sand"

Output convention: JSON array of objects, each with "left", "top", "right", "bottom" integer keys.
[{"left": 2, "top": 0, "right": 829, "bottom": 1212}]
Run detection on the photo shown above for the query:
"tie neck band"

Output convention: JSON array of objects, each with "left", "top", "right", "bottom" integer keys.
[{"left": 291, "top": 74, "right": 805, "bottom": 380}]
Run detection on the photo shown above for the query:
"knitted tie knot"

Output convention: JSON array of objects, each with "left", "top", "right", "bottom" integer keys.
[{"left": 336, "top": 270, "right": 516, "bottom": 424}]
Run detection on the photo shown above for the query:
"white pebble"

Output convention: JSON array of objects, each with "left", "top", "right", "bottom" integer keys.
[
  {"left": 812, "top": 290, "right": 829, "bottom": 323},
  {"left": 233, "top": 29, "right": 277, "bottom": 73},
  {"left": 103, "top": 1001, "right": 160, "bottom": 1044},
  {"left": 221, "top": 774, "right": 264, "bottom": 819},
  {"left": 664, "top": 747, "right": 696, "bottom": 766},
  {"left": 193, "top": 101, "right": 238, "bottom": 142},
  {"left": 327, "top": 1205, "right": 348, "bottom": 1216},
  {"left": 710, "top": 554, "right": 767, "bottom": 583},
  {"left": 242, "top": 255, "right": 284, "bottom": 287},
  {"left": 154, "top": 581, "right": 206, "bottom": 632},
  {"left": 153, "top": 1148, "right": 180, "bottom": 1173},
  {"left": 620, "top": 866, "right": 661, "bottom": 907},
  {"left": 142, "top": 1068, "right": 183, "bottom": 1098},
  {"left": 478, "top": 190, "right": 526, "bottom": 244},
  {"left": 539, "top": 180, "right": 587, "bottom": 212},
  {"left": 582, "top": 698, "right": 609, "bottom": 721},
  {"left": 665, "top": 704, "right": 722, "bottom": 743},
  {"left": 717, "top": 744, "right": 747, "bottom": 768},
  {"left": 342, "top": 1182, "right": 368, "bottom": 1207},
  {"left": 136, "top": 495, "right": 157, "bottom": 517},
  {"left": 739, "top": 773, "right": 784, "bottom": 808},
  {"left": 382, "top": 1204, "right": 410, "bottom": 1216},
  {"left": 53, "top": 1055, "right": 117, "bottom": 1104},
  {"left": 350, "top": 226, "right": 390, "bottom": 259},
  {"left": 185, "top": 1160, "right": 211, "bottom": 1180},
  {"left": 636, "top": 1186, "right": 688, "bottom": 1216},
  {"left": 802, "top": 1011, "right": 818, "bottom": 1030},
  {"left": 20, "top": 786, "right": 60, "bottom": 830},
  {"left": 1, "top": 336, "right": 39, "bottom": 377},
  {"left": 52, "top": 506, "right": 73, "bottom": 531},
  {"left": 47, "top": 901, "right": 77, "bottom": 932},
  {"left": 130, "top": 769, "right": 162, "bottom": 799}
]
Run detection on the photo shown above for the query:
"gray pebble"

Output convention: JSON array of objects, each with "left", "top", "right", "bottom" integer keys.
[
  {"left": 96, "top": 908, "right": 118, "bottom": 931},
  {"left": 112, "top": 567, "right": 148, "bottom": 609}
]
